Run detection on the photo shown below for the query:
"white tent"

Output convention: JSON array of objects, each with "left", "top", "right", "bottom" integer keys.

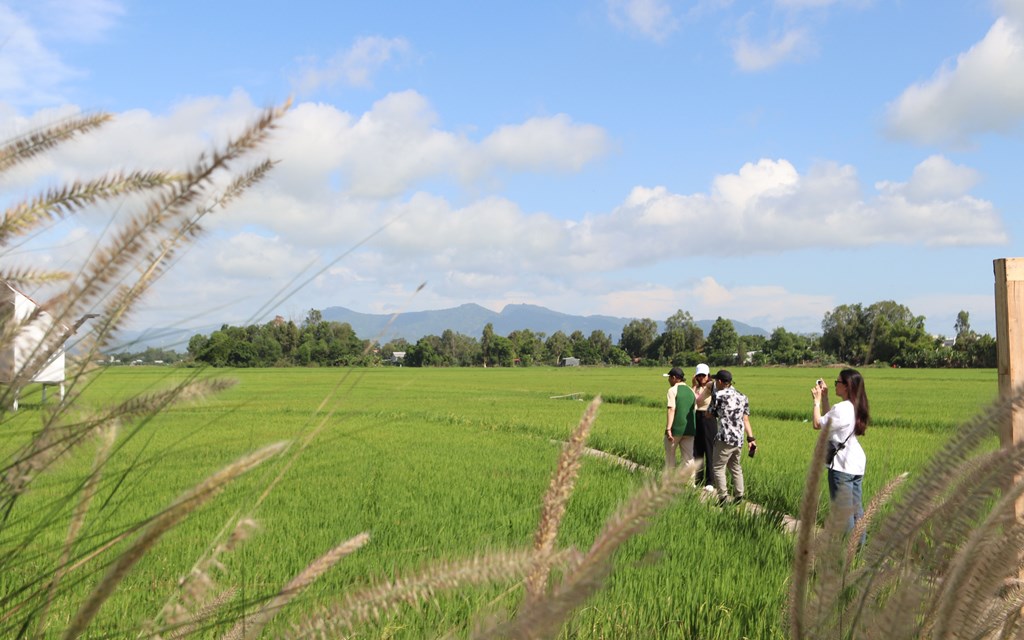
[{"left": 0, "top": 282, "right": 68, "bottom": 410}]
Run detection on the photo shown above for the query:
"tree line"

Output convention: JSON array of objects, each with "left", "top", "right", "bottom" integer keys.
[{"left": 183, "top": 302, "right": 996, "bottom": 369}]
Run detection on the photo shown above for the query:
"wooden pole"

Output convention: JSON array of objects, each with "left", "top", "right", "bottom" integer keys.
[{"left": 994, "top": 258, "right": 1024, "bottom": 520}]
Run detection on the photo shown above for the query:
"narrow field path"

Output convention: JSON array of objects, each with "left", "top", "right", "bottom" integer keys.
[{"left": 565, "top": 441, "right": 802, "bottom": 533}]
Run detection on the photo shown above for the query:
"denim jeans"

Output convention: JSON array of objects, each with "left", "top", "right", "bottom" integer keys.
[{"left": 828, "top": 469, "right": 864, "bottom": 540}]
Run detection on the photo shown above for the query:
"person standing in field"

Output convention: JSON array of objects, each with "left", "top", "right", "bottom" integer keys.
[
  {"left": 691, "top": 363, "right": 717, "bottom": 488},
  {"left": 664, "top": 366, "right": 697, "bottom": 469},
  {"left": 710, "top": 369, "right": 756, "bottom": 504},
  {"left": 811, "top": 368, "right": 870, "bottom": 537}
]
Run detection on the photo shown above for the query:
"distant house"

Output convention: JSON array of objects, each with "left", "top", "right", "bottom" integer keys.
[
  {"left": 560, "top": 357, "right": 580, "bottom": 367},
  {"left": 390, "top": 351, "right": 406, "bottom": 365},
  {"left": 0, "top": 282, "right": 69, "bottom": 410},
  {"left": 732, "top": 350, "right": 760, "bottom": 364}
]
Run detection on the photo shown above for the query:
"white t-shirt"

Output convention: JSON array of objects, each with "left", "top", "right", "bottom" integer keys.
[{"left": 822, "top": 399, "right": 866, "bottom": 475}]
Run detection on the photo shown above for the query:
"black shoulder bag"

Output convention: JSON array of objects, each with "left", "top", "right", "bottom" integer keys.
[{"left": 826, "top": 432, "right": 853, "bottom": 468}]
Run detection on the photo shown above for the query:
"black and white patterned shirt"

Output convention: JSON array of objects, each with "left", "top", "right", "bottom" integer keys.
[{"left": 714, "top": 386, "right": 750, "bottom": 447}]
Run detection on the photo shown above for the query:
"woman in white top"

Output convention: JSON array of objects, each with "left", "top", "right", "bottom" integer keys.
[{"left": 810, "top": 368, "right": 871, "bottom": 536}]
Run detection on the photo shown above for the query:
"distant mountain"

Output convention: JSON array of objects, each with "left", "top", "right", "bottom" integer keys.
[
  {"left": 321, "top": 303, "right": 769, "bottom": 343},
  {"left": 108, "top": 304, "right": 769, "bottom": 352}
]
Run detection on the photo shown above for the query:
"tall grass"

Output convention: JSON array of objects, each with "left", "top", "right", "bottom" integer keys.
[
  {"left": 2, "top": 107, "right": 1020, "bottom": 639},
  {"left": 0, "top": 105, "right": 305, "bottom": 638}
]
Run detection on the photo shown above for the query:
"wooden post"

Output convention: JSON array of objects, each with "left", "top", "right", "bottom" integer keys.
[{"left": 995, "top": 258, "right": 1024, "bottom": 520}]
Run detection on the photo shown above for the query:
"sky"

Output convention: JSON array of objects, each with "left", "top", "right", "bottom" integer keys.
[{"left": 1, "top": 0, "right": 1022, "bottom": 340}]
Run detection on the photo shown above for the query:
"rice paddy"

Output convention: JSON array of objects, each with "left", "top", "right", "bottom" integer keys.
[{"left": 0, "top": 365, "right": 999, "bottom": 638}]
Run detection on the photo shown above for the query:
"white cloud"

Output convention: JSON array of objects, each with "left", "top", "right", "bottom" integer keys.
[
  {"left": 567, "top": 156, "right": 1003, "bottom": 269},
  {"left": 0, "top": 5, "right": 78, "bottom": 105},
  {"left": 294, "top": 36, "right": 412, "bottom": 93},
  {"left": 0, "top": 1, "right": 122, "bottom": 106},
  {"left": 2, "top": 89, "right": 610, "bottom": 237},
  {"left": 213, "top": 233, "right": 317, "bottom": 278},
  {"left": 240, "top": 91, "right": 610, "bottom": 202},
  {"left": 885, "top": 14, "right": 1024, "bottom": 145},
  {"left": 1, "top": 91, "right": 1007, "bottom": 334},
  {"left": 727, "top": 0, "right": 874, "bottom": 71},
  {"left": 711, "top": 158, "right": 800, "bottom": 209},
  {"left": 733, "top": 28, "right": 813, "bottom": 71},
  {"left": 904, "top": 292, "right": 995, "bottom": 338},
  {"left": 0, "top": 89, "right": 266, "bottom": 194},
  {"left": 35, "top": 0, "right": 123, "bottom": 43},
  {"left": 875, "top": 155, "right": 980, "bottom": 202},
  {"left": 481, "top": 115, "right": 612, "bottom": 172},
  {"left": 607, "top": 0, "right": 679, "bottom": 42},
  {"left": 998, "top": 0, "right": 1024, "bottom": 26},
  {"left": 592, "top": 278, "right": 833, "bottom": 332},
  {"left": 329, "top": 91, "right": 475, "bottom": 197}
]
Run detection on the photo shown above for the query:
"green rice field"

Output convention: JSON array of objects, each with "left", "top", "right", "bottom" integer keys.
[{"left": 0, "top": 366, "right": 1001, "bottom": 638}]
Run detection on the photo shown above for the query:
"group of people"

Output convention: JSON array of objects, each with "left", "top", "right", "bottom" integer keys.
[
  {"left": 664, "top": 364, "right": 755, "bottom": 505},
  {"left": 662, "top": 365, "right": 870, "bottom": 535}
]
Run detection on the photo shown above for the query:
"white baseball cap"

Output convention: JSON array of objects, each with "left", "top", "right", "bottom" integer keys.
[{"left": 695, "top": 363, "right": 710, "bottom": 377}]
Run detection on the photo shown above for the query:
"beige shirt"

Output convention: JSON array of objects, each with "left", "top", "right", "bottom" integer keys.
[{"left": 693, "top": 381, "right": 713, "bottom": 411}]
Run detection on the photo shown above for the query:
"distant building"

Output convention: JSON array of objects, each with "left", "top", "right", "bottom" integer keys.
[
  {"left": 0, "top": 282, "right": 69, "bottom": 410},
  {"left": 732, "top": 350, "right": 760, "bottom": 364},
  {"left": 560, "top": 357, "right": 580, "bottom": 367},
  {"left": 390, "top": 351, "right": 406, "bottom": 365}
]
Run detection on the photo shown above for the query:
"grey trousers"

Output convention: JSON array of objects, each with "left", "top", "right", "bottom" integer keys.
[{"left": 712, "top": 440, "right": 744, "bottom": 500}]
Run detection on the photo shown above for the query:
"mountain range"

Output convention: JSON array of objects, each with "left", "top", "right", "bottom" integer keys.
[
  {"left": 110, "top": 303, "right": 769, "bottom": 352},
  {"left": 319, "top": 303, "right": 769, "bottom": 344}
]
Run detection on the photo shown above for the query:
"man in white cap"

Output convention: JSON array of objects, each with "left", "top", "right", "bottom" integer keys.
[{"left": 691, "top": 363, "right": 716, "bottom": 488}]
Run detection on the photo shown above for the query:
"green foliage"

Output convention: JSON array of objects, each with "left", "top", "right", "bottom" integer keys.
[
  {"left": 618, "top": 318, "right": 658, "bottom": 359},
  {"left": 0, "top": 102, "right": 291, "bottom": 638},
  {"left": 110, "top": 346, "right": 182, "bottom": 365},
  {"left": 763, "top": 327, "right": 820, "bottom": 365},
  {"left": 821, "top": 300, "right": 935, "bottom": 365},
  {"left": 544, "top": 330, "right": 572, "bottom": 364},
  {"left": 184, "top": 304, "right": 995, "bottom": 370},
  {"left": 509, "top": 328, "right": 544, "bottom": 366},
  {"left": 705, "top": 316, "right": 740, "bottom": 364},
  {"left": 188, "top": 317, "right": 371, "bottom": 367},
  {"left": 7, "top": 365, "right": 999, "bottom": 638}
]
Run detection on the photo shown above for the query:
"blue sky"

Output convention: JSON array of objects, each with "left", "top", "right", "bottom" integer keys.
[{"left": 1, "top": 0, "right": 1022, "bottom": 338}]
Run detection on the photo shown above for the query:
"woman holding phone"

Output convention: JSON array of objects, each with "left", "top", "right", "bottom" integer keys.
[{"left": 811, "top": 369, "right": 870, "bottom": 537}]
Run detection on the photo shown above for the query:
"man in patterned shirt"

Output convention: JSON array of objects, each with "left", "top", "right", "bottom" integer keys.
[{"left": 710, "top": 369, "right": 756, "bottom": 504}]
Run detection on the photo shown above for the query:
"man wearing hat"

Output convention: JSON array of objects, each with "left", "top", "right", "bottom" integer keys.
[
  {"left": 663, "top": 366, "right": 697, "bottom": 469},
  {"left": 709, "top": 369, "right": 756, "bottom": 504},
  {"left": 691, "top": 363, "right": 717, "bottom": 488}
]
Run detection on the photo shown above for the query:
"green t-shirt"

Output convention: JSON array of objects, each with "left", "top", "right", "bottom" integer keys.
[{"left": 669, "top": 384, "right": 697, "bottom": 437}]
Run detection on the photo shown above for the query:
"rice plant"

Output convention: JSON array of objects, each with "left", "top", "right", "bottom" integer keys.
[
  {"left": 2, "top": 107, "right": 1020, "bottom": 640},
  {"left": 788, "top": 387, "right": 1024, "bottom": 640},
  {"left": 0, "top": 104, "right": 296, "bottom": 638}
]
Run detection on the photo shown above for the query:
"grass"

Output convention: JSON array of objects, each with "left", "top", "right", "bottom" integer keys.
[{"left": 0, "top": 365, "right": 1000, "bottom": 637}]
